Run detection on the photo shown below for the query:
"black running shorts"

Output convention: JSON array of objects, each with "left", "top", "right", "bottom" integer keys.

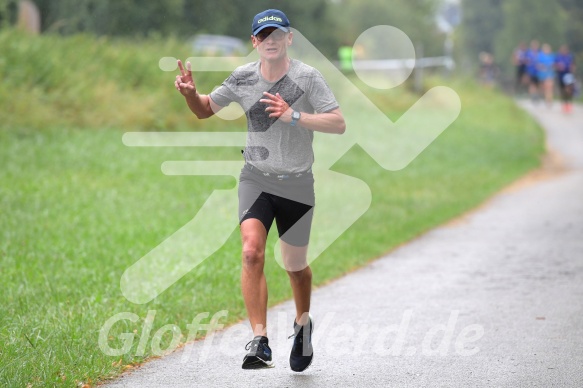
[{"left": 238, "top": 164, "right": 315, "bottom": 247}]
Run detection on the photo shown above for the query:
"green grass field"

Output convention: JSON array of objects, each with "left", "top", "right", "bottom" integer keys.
[{"left": 0, "top": 30, "right": 544, "bottom": 387}]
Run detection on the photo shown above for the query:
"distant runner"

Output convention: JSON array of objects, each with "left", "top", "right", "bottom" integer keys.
[
  {"left": 555, "top": 44, "right": 576, "bottom": 114},
  {"left": 536, "top": 43, "right": 556, "bottom": 108},
  {"left": 525, "top": 40, "right": 540, "bottom": 103},
  {"left": 512, "top": 42, "right": 528, "bottom": 95}
]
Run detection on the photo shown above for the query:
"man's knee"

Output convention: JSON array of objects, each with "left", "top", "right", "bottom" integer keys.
[
  {"left": 242, "top": 240, "right": 265, "bottom": 269},
  {"left": 240, "top": 218, "right": 267, "bottom": 269}
]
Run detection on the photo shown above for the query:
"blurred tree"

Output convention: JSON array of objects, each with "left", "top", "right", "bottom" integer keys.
[
  {"left": 29, "top": 0, "right": 339, "bottom": 55},
  {"left": 34, "top": 0, "right": 187, "bottom": 36},
  {"left": 0, "top": 0, "right": 8, "bottom": 27},
  {"left": 99, "top": 0, "right": 186, "bottom": 36},
  {"left": 325, "top": 0, "right": 443, "bottom": 56},
  {"left": 0, "top": 0, "right": 18, "bottom": 28},
  {"left": 558, "top": 0, "right": 583, "bottom": 54},
  {"left": 460, "top": 0, "right": 503, "bottom": 61},
  {"left": 23, "top": 0, "right": 449, "bottom": 59}
]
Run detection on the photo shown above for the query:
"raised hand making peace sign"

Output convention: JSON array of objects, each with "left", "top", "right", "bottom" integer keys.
[
  {"left": 175, "top": 60, "right": 196, "bottom": 97},
  {"left": 174, "top": 59, "right": 219, "bottom": 119}
]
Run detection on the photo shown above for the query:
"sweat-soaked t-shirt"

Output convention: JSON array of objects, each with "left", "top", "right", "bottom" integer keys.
[{"left": 209, "top": 59, "right": 339, "bottom": 174}]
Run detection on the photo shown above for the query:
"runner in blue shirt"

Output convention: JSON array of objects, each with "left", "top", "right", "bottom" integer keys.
[
  {"left": 525, "top": 40, "right": 540, "bottom": 102},
  {"left": 536, "top": 43, "right": 555, "bottom": 108}
]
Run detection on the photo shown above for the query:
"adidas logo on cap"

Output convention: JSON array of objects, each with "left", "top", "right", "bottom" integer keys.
[{"left": 258, "top": 16, "right": 283, "bottom": 24}]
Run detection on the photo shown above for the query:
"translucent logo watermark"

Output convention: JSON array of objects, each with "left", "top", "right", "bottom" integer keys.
[
  {"left": 98, "top": 310, "right": 228, "bottom": 358},
  {"left": 120, "top": 26, "right": 461, "bottom": 304},
  {"left": 98, "top": 309, "right": 483, "bottom": 359}
]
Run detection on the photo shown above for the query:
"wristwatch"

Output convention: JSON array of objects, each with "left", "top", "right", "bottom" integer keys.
[{"left": 290, "top": 110, "right": 301, "bottom": 126}]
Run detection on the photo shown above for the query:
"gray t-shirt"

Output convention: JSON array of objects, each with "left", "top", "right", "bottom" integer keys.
[{"left": 210, "top": 59, "right": 339, "bottom": 174}]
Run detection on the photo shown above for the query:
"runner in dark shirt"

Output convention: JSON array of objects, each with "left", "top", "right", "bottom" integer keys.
[{"left": 555, "top": 44, "right": 576, "bottom": 114}]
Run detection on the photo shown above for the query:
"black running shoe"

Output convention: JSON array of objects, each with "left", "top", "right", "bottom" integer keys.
[
  {"left": 242, "top": 336, "right": 274, "bottom": 369},
  {"left": 289, "top": 315, "right": 314, "bottom": 372}
]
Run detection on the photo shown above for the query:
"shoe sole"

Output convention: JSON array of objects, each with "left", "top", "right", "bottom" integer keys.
[
  {"left": 290, "top": 355, "right": 313, "bottom": 373},
  {"left": 242, "top": 356, "right": 274, "bottom": 370}
]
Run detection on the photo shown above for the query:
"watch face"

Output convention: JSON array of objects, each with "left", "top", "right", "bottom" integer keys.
[{"left": 292, "top": 111, "right": 301, "bottom": 120}]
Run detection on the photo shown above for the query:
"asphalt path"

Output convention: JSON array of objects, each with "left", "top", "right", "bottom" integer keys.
[{"left": 106, "top": 102, "right": 583, "bottom": 387}]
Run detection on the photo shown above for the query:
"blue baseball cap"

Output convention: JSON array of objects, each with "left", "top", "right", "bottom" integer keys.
[{"left": 252, "top": 9, "right": 290, "bottom": 36}]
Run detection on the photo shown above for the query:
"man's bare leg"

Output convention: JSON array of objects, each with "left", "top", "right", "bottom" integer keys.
[
  {"left": 281, "top": 241, "right": 311, "bottom": 326},
  {"left": 282, "top": 240, "right": 314, "bottom": 371},
  {"left": 240, "top": 219, "right": 268, "bottom": 336}
]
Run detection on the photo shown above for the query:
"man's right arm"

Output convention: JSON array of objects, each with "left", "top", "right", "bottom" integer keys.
[
  {"left": 175, "top": 60, "right": 222, "bottom": 119},
  {"left": 182, "top": 92, "right": 219, "bottom": 119}
]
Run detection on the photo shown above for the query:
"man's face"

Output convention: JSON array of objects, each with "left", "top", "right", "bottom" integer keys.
[{"left": 252, "top": 28, "right": 292, "bottom": 61}]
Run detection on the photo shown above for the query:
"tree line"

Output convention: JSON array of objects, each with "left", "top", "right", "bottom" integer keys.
[{"left": 1, "top": 0, "right": 446, "bottom": 58}]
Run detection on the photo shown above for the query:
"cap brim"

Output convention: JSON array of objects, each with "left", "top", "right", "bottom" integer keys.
[{"left": 253, "top": 24, "right": 290, "bottom": 36}]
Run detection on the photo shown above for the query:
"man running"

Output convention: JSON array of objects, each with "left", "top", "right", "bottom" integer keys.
[
  {"left": 555, "top": 44, "right": 576, "bottom": 113},
  {"left": 536, "top": 43, "right": 556, "bottom": 108},
  {"left": 525, "top": 40, "right": 541, "bottom": 102},
  {"left": 512, "top": 42, "right": 528, "bottom": 95},
  {"left": 174, "top": 9, "right": 345, "bottom": 372}
]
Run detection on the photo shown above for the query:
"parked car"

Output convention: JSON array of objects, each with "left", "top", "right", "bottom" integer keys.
[{"left": 190, "top": 34, "right": 248, "bottom": 56}]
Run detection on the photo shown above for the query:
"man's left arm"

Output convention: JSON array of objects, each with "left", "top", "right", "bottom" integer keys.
[{"left": 260, "top": 92, "right": 346, "bottom": 134}]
